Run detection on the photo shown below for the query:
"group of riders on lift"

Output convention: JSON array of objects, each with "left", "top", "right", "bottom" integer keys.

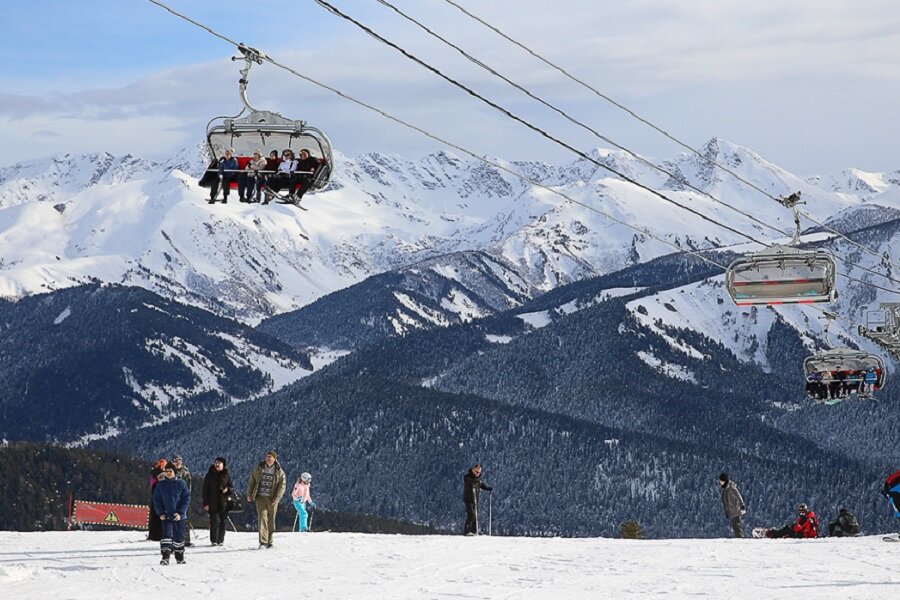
[
  {"left": 205, "top": 147, "right": 327, "bottom": 205},
  {"left": 805, "top": 367, "right": 882, "bottom": 402}
]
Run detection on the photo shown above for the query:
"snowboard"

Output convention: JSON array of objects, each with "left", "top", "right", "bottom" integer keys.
[
  {"left": 751, "top": 527, "right": 770, "bottom": 539},
  {"left": 884, "top": 534, "right": 900, "bottom": 542}
]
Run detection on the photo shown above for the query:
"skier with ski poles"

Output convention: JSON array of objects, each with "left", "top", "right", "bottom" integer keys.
[
  {"left": 291, "top": 472, "right": 315, "bottom": 532},
  {"left": 462, "top": 463, "right": 492, "bottom": 536}
]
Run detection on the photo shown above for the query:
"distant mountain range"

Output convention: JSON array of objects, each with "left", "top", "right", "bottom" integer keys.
[{"left": 2, "top": 140, "right": 899, "bottom": 537}]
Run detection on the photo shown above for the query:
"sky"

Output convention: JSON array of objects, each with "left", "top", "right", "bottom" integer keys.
[{"left": 2, "top": 0, "right": 899, "bottom": 175}]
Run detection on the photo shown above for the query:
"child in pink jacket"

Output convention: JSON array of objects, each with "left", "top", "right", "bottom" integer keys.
[{"left": 291, "top": 472, "right": 314, "bottom": 532}]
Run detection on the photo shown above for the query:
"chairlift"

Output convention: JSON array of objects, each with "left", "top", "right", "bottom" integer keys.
[
  {"left": 725, "top": 192, "right": 837, "bottom": 306},
  {"left": 200, "top": 45, "right": 333, "bottom": 202},
  {"left": 858, "top": 303, "right": 900, "bottom": 358},
  {"left": 803, "top": 312, "right": 886, "bottom": 403}
]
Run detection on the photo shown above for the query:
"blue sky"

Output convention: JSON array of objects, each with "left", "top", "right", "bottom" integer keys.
[{"left": 2, "top": 1, "right": 900, "bottom": 175}]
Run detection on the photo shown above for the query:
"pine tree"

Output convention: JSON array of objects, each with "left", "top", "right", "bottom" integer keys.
[{"left": 619, "top": 519, "right": 645, "bottom": 539}]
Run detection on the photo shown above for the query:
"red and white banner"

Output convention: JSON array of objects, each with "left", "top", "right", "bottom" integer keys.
[{"left": 73, "top": 500, "right": 149, "bottom": 529}]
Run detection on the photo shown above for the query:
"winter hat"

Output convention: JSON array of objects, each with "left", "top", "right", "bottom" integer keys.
[
  {"left": 266, "top": 449, "right": 278, "bottom": 460},
  {"left": 164, "top": 462, "right": 177, "bottom": 471},
  {"left": 214, "top": 456, "right": 227, "bottom": 467},
  {"left": 155, "top": 458, "right": 167, "bottom": 469},
  {"left": 718, "top": 473, "right": 729, "bottom": 483},
  {"left": 172, "top": 454, "right": 183, "bottom": 461}
]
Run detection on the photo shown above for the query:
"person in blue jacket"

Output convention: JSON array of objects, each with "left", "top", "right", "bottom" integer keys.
[
  {"left": 153, "top": 462, "right": 191, "bottom": 565},
  {"left": 209, "top": 148, "right": 239, "bottom": 204}
]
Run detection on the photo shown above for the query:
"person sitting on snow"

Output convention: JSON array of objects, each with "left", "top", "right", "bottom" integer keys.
[
  {"left": 828, "top": 507, "right": 860, "bottom": 537},
  {"left": 291, "top": 472, "right": 315, "bottom": 532},
  {"left": 766, "top": 503, "right": 819, "bottom": 538}
]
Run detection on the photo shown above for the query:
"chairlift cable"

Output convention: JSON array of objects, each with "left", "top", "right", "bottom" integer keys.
[
  {"left": 442, "top": 0, "right": 900, "bottom": 279},
  {"left": 374, "top": 0, "right": 791, "bottom": 242},
  {"left": 313, "top": 0, "right": 772, "bottom": 247},
  {"left": 318, "top": 0, "right": 900, "bottom": 296}
]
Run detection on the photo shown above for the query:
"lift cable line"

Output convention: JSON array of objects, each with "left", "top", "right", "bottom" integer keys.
[
  {"left": 313, "top": 0, "right": 774, "bottom": 247},
  {"left": 317, "top": 0, "right": 900, "bottom": 293},
  {"left": 145, "top": 0, "right": 900, "bottom": 311},
  {"left": 375, "top": 0, "right": 796, "bottom": 243},
  {"left": 442, "top": 0, "right": 900, "bottom": 277}
]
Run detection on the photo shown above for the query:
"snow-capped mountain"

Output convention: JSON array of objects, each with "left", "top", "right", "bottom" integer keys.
[{"left": 2, "top": 138, "right": 895, "bottom": 324}]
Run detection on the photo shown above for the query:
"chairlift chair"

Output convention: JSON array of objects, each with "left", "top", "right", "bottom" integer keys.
[
  {"left": 200, "top": 45, "right": 333, "bottom": 201},
  {"left": 725, "top": 192, "right": 837, "bottom": 307},
  {"left": 726, "top": 245, "right": 837, "bottom": 306},
  {"left": 803, "top": 348, "right": 886, "bottom": 398},
  {"left": 858, "top": 303, "right": 900, "bottom": 358}
]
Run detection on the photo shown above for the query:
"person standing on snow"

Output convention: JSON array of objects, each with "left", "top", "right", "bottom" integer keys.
[
  {"left": 171, "top": 454, "right": 193, "bottom": 547},
  {"left": 153, "top": 462, "right": 191, "bottom": 565},
  {"left": 291, "top": 472, "right": 315, "bottom": 532},
  {"left": 718, "top": 473, "right": 746, "bottom": 538},
  {"left": 202, "top": 456, "right": 233, "bottom": 546},
  {"left": 247, "top": 449, "right": 286, "bottom": 548},
  {"left": 148, "top": 458, "right": 167, "bottom": 542},
  {"left": 463, "top": 463, "right": 493, "bottom": 536}
]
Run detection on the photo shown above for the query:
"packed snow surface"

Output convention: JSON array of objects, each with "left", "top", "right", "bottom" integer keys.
[{"left": 2, "top": 531, "right": 898, "bottom": 599}]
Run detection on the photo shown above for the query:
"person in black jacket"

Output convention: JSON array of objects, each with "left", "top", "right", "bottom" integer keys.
[
  {"left": 463, "top": 463, "right": 492, "bottom": 536},
  {"left": 202, "top": 457, "right": 233, "bottom": 546}
]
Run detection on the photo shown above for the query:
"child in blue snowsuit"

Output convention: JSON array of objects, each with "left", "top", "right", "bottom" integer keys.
[
  {"left": 291, "top": 472, "right": 315, "bottom": 532},
  {"left": 153, "top": 462, "right": 191, "bottom": 564},
  {"left": 884, "top": 471, "right": 900, "bottom": 520}
]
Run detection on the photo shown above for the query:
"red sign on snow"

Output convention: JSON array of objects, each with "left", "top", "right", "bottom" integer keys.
[{"left": 73, "top": 500, "right": 149, "bottom": 529}]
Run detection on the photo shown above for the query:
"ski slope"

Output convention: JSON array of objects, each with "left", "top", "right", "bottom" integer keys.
[{"left": 2, "top": 531, "right": 897, "bottom": 599}]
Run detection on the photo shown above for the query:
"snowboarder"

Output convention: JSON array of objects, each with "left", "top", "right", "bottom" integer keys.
[
  {"left": 718, "top": 473, "right": 746, "bottom": 538},
  {"left": 202, "top": 456, "right": 233, "bottom": 546},
  {"left": 152, "top": 462, "right": 191, "bottom": 565},
  {"left": 463, "top": 463, "right": 492, "bottom": 536},
  {"left": 247, "top": 449, "right": 286, "bottom": 548},
  {"left": 291, "top": 472, "right": 315, "bottom": 532},
  {"left": 827, "top": 507, "right": 860, "bottom": 537},
  {"left": 760, "top": 503, "right": 819, "bottom": 539}
]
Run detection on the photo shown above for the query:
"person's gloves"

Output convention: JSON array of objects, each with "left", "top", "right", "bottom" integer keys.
[
  {"left": 740, "top": 509, "right": 747, "bottom": 516},
  {"left": 308, "top": 501, "right": 316, "bottom": 508},
  {"left": 484, "top": 486, "right": 493, "bottom": 492}
]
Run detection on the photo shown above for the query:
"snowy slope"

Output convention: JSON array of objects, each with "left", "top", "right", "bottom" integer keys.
[
  {"left": 1, "top": 139, "right": 896, "bottom": 323},
  {"left": 2, "top": 531, "right": 898, "bottom": 599}
]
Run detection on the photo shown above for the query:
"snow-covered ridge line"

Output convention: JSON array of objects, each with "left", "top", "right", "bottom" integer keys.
[{"left": 0, "top": 138, "right": 897, "bottom": 325}]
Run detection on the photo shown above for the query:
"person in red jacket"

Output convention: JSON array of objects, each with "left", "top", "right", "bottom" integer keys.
[
  {"left": 884, "top": 470, "right": 900, "bottom": 517},
  {"left": 766, "top": 503, "right": 819, "bottom": 538}
]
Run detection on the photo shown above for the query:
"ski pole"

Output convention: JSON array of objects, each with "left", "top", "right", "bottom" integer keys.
[
  {"left": 226, "top": 516, "right": 238, "bottom": 532},
  {"left": 292, "top": 512, "right": 298, "bottom": 532},
  {"left": 308, "top": 507, "right": 314, "bottom": 533},
  {"left": 488, "top": 491, "right": 492, "bottom": 536}
]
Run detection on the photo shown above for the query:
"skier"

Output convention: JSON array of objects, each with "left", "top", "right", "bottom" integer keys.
[
  {"left": 763, "top": 503, "right": 819, "bottom": 539},
  {"left": 291, "top": 472, "right": 316, "bottom": 532},
  {"left": 718, "top": 473, "right": 746, "bottom": 538},
  {"left": 247, "top": 449, "right": 286, "bottom": 549},
  {"left": 202, "top": 456, "right": 233, "bottom": 546},
  {"left": 152, "top": 462, "right": 191, "bottom": 565},
  {"left": 827, "top": 507, "right": 861, "bottom": 537},
  {"left": 463, "top": 463, "right": 492, "bottom": 536},
  {"left": 171, "top": 454, "right": 193, "bottom": 547}
]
